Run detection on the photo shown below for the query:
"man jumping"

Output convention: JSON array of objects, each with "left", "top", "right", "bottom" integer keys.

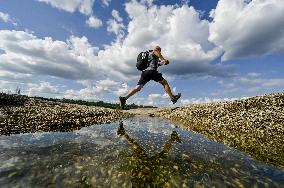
[{"left": 119, "top": 46, "right": 181, "bottom": 109}]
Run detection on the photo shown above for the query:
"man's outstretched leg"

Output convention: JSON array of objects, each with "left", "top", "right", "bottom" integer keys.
[
  {"left": 159, "top": 79, "right": 181, "bottom": 104},
  {"left": 119, "top": 84, "right": 143, "bottom": 109}
]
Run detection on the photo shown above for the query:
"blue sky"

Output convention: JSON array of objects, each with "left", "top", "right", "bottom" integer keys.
[{"left": 0, "top": 0, "right": 284, "bottom": 106}]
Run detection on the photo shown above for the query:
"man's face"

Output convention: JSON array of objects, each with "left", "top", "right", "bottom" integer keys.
[{"left": 155, "top": 47, "right": 161, "bottom": 52}]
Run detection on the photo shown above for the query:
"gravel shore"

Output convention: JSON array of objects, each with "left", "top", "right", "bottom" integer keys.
[
  {"left": 154, "top": 92, "right": 284, "bottom": 169},
  {"left": 0, "top": 94, "right": 131, "bottom": 135}
]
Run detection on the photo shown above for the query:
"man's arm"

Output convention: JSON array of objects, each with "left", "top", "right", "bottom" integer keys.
[
  {"left": 153, "top": 50, "right": 170, "bottom": 65},
  {"left": 153, "top": 50, "right": 165, "bottom": 60}
]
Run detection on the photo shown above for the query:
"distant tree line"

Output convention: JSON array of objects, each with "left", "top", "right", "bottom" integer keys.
[
  {"left": 0, "top": 92, "right": 157, "bottom": 109},
  {"left": 31, "top": 96, "right": 156, "bottom": 109}
]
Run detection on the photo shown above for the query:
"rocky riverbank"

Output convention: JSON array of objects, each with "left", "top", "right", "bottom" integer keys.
[
  {"left": 153, "top": 92, "right": 284, "bottom": 169},
  {"left": 0, "top": 93, "right": 132, "bottom": 135}
]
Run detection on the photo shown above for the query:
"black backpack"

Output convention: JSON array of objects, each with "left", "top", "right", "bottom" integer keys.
[{"left": 136, "top": 50, "right": 153, "bottom": 71}]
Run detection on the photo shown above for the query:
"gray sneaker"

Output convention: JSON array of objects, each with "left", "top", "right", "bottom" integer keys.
[{"left": 171, "top": 93, "right": 181, "bottom": 104}]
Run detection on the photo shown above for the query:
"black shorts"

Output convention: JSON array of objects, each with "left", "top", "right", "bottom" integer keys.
[{"left": 137, "top": 70, "right": 164, "bottom": 85}]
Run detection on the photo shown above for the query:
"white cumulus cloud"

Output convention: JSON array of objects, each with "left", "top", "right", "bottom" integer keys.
[
  {"left": 0, "top": 30, "right": 102, "bottom": 81},
  {"left": 28, "top": 82, "right": 59, "bottom": 96},
  {"left": 101, "top": 0, "right": 112, "bottom": 7},
  {"left": 209, "top": 0, "right": 284, "bottom": 61},
  {"left": 37, "top": 0, "right": 95, "bottom": 15},
  {"left": 181, "top": 97, "right": 238, "bottom": 105},
  {"left": 38, "top": 0, "right": 103, "bottom": 30},
  {"left": 86, "top": 16, "right": 103, "bottom": 28},
  {"left": 63, "top": 79, "right": 129, "bottom": 101},
  {"left": 145, "top": 93, "right": 170, "bottom": 106},
  {"left": 111, "top": 9, "right": 123, "bottom": 22},
  {"left": 64, "top": 87, "right": 98, "bottom": 101},
  {"left": 0, "top": 11, "right": 17, "bottom": 26},
  {"left": 217, "top": 73, "right": 284, "bottom": 95},
  {"left": 107, "top": 10, "right": 125, "bottom": 38}
]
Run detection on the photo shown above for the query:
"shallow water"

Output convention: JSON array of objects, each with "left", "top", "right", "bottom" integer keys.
[{"left": 0, "top": 116, "right": 284, "bottom": 187}]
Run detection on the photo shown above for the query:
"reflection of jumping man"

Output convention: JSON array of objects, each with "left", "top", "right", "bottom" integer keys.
[{"left": 117, "top": 122, "right": 181, "bottom": 187}]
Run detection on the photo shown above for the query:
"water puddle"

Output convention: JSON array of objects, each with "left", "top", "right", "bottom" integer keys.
[{"left": 0, "top": 117, "right": 284, "bottom": 187}]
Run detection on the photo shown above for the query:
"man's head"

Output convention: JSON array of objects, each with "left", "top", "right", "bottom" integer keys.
[{"left": 154, "top": 46, "right": 161, "bottom": 52}]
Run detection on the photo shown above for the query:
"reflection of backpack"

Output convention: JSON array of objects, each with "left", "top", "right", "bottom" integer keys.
[{"left": 136, "top": 50, "right": 153, "bottom": 71}]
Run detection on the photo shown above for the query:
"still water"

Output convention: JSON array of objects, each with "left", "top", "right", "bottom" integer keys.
[{"left": 0, "top": 117, "right": 284, "bottom": 187}]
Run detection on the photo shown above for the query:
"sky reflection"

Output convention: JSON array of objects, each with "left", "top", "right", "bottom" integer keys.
[{"left": 0, "top": 117, "right": 283, "bottom": 187}]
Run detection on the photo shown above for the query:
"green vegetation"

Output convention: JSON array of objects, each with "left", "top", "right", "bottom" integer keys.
[
  {"left": 0, "top": 93, "right": 28, "bottom": 106},
  {"left": 32, "top": 96, "right": 156, "bottom": 110},
  {"left": 0, "top": 92, "right": 156, "bottom": 110}
]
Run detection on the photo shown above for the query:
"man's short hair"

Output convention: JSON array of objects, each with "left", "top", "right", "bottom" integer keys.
[{"left": 154, "top": 46, "right": 161, "bottom": 51}]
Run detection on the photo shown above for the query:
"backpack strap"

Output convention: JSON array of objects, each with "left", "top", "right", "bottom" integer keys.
[{"left": 146, "top": 50, "right": 153, "bottom": 63}]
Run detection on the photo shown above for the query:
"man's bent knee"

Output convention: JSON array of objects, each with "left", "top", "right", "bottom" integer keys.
[{"left": 159, "top": 79, "right": 168, "bottom": 86}]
